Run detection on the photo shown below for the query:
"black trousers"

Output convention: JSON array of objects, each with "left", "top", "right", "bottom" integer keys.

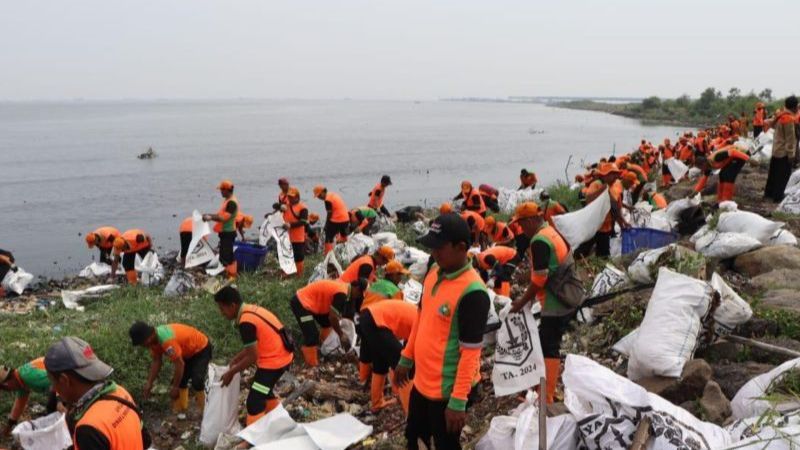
[
  {"left": 324, "top": 221, "right": 349, "bottom": 244},
  {"left": 218, "top": 231, "right": 236, "bottom": 265},
  {"left": 765, "top": 156, "right": 791, "bottom": 202},
  {"left": 406, "top": 387, "right": 477, "bottom": 450},
  {"left": 99, "top": 248, "right": 113, "bottom": 265},
  {"left": 0, "top": 264, "right": 9, "bottom": 285},
  {"left": 121, "top": 246, "right": 152, "bottom": 271},
  {"left": 290, "top": 295, "right": 330, "bottom": 346},
  {"left": 358, "top": 311, "right": 403, "bottom": 375},
  {"left": 291, "top": 242, "right": 305, "bottom": 263},
  {"left": 753, "top": 125, "right": 763, "bottom": 139},
  {"left": 179, "top": 231, "right": 192, "bottom": 261},
  {"left": 180, "top": 343, "right": 213, "bottom": 391},
  {"left": 575, "top": 231, "right": 611, "bottom": 258},
  {"left": 246, "top": 365, "right": 290, "bottom": 415},
  {"left": 539, "top": 315, "right": 571, "bottom": 358}
]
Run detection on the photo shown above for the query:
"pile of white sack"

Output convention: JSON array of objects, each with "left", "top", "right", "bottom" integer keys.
[
  {"left": 498, "top": 187, "right": 543, "bottom": 214},
  {"left": 692, "top": 209, "right": 795, "bottom": 259},
  {"left": 779, "top": 167, "right": 800, "bottom": 214}
]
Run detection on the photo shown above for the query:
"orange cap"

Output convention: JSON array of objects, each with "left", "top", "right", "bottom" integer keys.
[
  {"left": 217, "top": 180, "right": 234, "bottom": 191},
  {"left": 85, "top": 233, "right": 98, "bottom": 248},
  {"left": 239, "top": 214, "right": 254, "bottom": 229},
  {"left": 309, "top": 213, "right": 320, "bottom": 223},
  {"left": 384, "top": 260, "right": 410, "bottom": 275},
  {"left": 376, "top": 245, "right": 395, "bottom": 261},
  {"left": 484, "top": 215, "right": 496, "bottom": 230},
  {"left": 112, "top": 237, "right": 127, "bottom": 252},
  {"left": 313, "top": 185, "right": 326, "bottom": 198},
  {"left": 287, "top": 187, "right": 300, "bottom": 198},
  {"left": 512, "top": 202, "right": 541, "bottom": 221},
  {"left": 597, "top": 163, "right": 621, "bottom": 176},
  {"left": 440, "top": 202, "right": 453, "bottom": 214}
]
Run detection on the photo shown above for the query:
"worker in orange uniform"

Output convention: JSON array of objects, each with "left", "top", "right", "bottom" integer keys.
[
  {"left": 129, "top": 321, "right": 212, "bottom": 413},
  {"left": 453, "top": 181, "right": 487, "bottom": 217},
  {"left": 518, "top": 169, "right": 538, "bottom": 190},
  {"left": 359, "top": 301, "right": 418, "bottom": 414},
  {"left": 395, "top": 213, "right": 490, "bottom": 450},
  {"left": 576, "top": 163, "right": 629, "bottom": 258},
  {"left": 483, "top": 216, "right": 514, "bottom": 247},
  {"left": 203, "top": 180, "right": 239, "bottom": 279},
  {"left": 111, "top": 229, "right": 152, "bottom": 285},
  {"left": 753, "top": 102, "right": 768, "bottom": 139},
  {"left": 367, "top": 175, "right": 393, "bottom": 217},
  {"left": 339, "top": 246, "right": 395, "bottom": 283},
  {"left": 360, "top": 260, "right": 408, "bottom": 311},
  {"left": 764, "top": 96, "right": 799, "bottom": 202},
  {"left": 694, "top": 146, "right": 751, "bottom": 202},
  {"left": 660, "top": 141, "right": 675, "bottom": 186},
  {"left": 540, "top": 191, "right": 567, "bottom": 227},
  {"left": 642, "top": 186, "right": 668, "bottom": 210},
  {"left": 510, "top": 203, "right": 575, "bottom": 404},
  {"left": 314, "top": 185, "right": 350, "bottom": 255},
  {"left": 0, "top": 250, "right": 15, "bottom": 298},
  {"left": 178, "top": 217, "right": 194, "bottom": 267},
  {"left": 235, "top": 213, "right": 254, "bottom": 241},
  {"left": 282, "top": 187, "right": 309, "bottom": 276},
  {"left": 618, "top": 159, "right": 647, "bottom": 203},
  {"left": 0, "top": 358, "right": 56, "bottom": 436},
  {"left": 273, "top": 178, "right": 291, "bottom": 211},
  {"left": 349, "top": 206, "right": 379, "bottom": 235},
  {"left": 213, "top": 285, "right": 294, "bottom": 425},
  {"left": 84, "top": 227, "right": 120, "bottom": 265},
  {"left": 474, "top": 246, "right": 517, "bottom": 297},
  {"left": 290, "top": 279, "right": 366, "bottom": 367},
  {"left": 460, "top": 210, "right": 485, "bottom": 249},
  {"left": 45, "top": 336, "right": 149, "bottom": 449}
]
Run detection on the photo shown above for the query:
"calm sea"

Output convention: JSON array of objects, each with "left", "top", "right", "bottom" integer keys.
[{"left": 0, "top": 99, "right": 683, "bottom": 277}]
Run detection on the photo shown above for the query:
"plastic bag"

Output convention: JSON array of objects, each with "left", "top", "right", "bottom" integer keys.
[
  {"left": 553, "top": 189, "right": 611, "bottom": 248},
  {"left": 412, "top": 220, "right": 429, "bottom": 235},
  {"left": 320, "top": 319, "right": 357, "bottom": 356},
  {"left": 627, "top": 268, "right": 713, "bottom": 380},
  {"left": 564, "top": 354, "right": 731, "bottom": 450},
  {"left": 731, "top": 357, "right": 800, "bottom": 420},
  {"left": 612, "top": 328, "right": 638, "bottom": 357},
  {"left": 334, "top": 234, "right": 376, "bottom": 266},
  {"left": 11, "top": 412, "right": 71, "bottom": 450},
  {"left": 135, "top": 252, "right": 164, "bottom": 286},
  {"left": 717, "top": 211, "right": 783, "bottom": 244},
  {"left": 200, "top": 364, "right": 242, "bottom": 447},
  {"left": 491, "top": 303, "right": 545, "bottom": 397},
  {"left": 78, "top": 262, "right": 124, "bottom": 278},
  {"left": 188, "top": 209, "right": 213, "bottom": 257},
  {"left": 2, "top": 267, "right": 34, "bottom": 295},
  {"left": 265, "top": 213, "right": 296, "bottom": 275},
  {"left": 164, "top": 270, "right": 196, "bottom": 297},
  {"left": 709, "top": 272, "right": 752, "bottom": 339},
  {"left": 627, "top": 244, "right": 694, "bottom": 285},
  {"left": 61, "top": 285, "right": 119, "bottom": 311},
  {"left": 665, "top": 157, "right": 689, "bottom": 181},
  {"left": 401, "top": 279, "right": 423, "bottom": 304},
  {"left": 308, "top": 251, "right": 343, "bottom": 284},
  {"left": 186, "top": 238, "right": 216, "bottom": 269},
  {"left": 238, "top": 403, "right": 305, "bottom": 446},
  {"left": 205, "top": 255, "right": 226, "bottom": 276},
  {"left": 498, "top": 187, "right": 543, "bottom": 214}
]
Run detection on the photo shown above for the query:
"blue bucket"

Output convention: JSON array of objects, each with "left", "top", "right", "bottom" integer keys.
[
  {"left": 234, "top": 241, "right": 268, "bottom": 272},
  {"left": 621, "top": 227, "right": 678, "bottom": 255}
]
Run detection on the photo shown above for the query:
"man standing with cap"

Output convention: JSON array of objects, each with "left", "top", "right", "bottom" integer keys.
[
  {"left": 368, "top": 175, "right": 393, "bottom": 217},
  {"left": 44, "top": 336, "right": 147, "bottom": 450},
  {"left": 84, "top": 227, "right": 120, "bottom": 265},
  {"left": 313, "top": 185, "right": 350, "bottom": 255},
  {"left": 395, "top": 213, "right": 490, "bottom": 450},
  {"left": 204, "top": 180, "right": 239, "bottom": 279},
  {"left": 510, "top": 202, "right": 574, "bottom": 404},
  {"left": 283, "top": 187, "right": 309, "bottom": 277}
]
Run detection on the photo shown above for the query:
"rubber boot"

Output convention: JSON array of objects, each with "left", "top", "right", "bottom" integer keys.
[
  {"left": 295, "top": 261, "right": 304, "bottom": 277},
  {"left": 301, "top": 346, "right": 319, "bottom": 367},
  {"left": 544, "top": 358, "right": 561, "bottom": 404},
  {"left": 194, "top": 391, "right": 205, "bottom": 413},
  {"left": 172, "top": 388, "right": 189, "bottom": 412},
  {"left": 727, "top": 182, "right": 737, "bottom": 201},
  {"left": 125, "top": 270, "right": 138, "bottom": 286},
  {"left": 370, "top": 374, "right": 397, "bottom": 412},
  {"left": 359, "top": 362, "right": 372, "bottom": 384},
  {"left": 324, "top": 243, "right": 333, "bottom": 255},
  {"left": 319, "top": 327, "right": 333, "bottom": 343}
]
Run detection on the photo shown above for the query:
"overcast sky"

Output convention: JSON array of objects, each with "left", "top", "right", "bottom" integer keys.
[{"left": 1, "top": 0, "right": 797, "bottom": 101}]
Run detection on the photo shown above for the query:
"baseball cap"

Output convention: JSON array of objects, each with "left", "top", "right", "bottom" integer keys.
[
  {"left": 384, "top": 260, "right": 410, "bottom": 275},
  {"left": 381, "top": 175, "right": 392, "bottom": 185},
  {"left": 287, "top": 187, "right": 300, "bottom": 198},
  {"left": 510, "top": 202, "right": 542, "bottom": 223},
  {"left": 417, "top": 213, "right": 472, "bottom": 249},
  {"left": 597, "top": 163, "right": 621, "bottom": 176},
  {"left": 44, "top": 337, "right": 114, "bottom": 382},
  {"left": 313, "top": 185, "right": 326, "bottom": 197},
  {"left": 85, "top": 233, "right": 98, "bottom": 248},
  {"left": 217, "top": 180, "right": 234, "bottom": 191},
  {"left": 376, "top": 245, "right": 395, "bottom": 261}
]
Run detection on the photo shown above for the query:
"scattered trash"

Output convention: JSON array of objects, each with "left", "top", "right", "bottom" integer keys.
[
  {"left": 164, "top": 270, "right": 196, "bottom": 297},
  {"left": 2, "top": 267, "right": 34, "bottom": 295},
  {"left": 60, "top": 284, "right": 119, "bottom": 311}
]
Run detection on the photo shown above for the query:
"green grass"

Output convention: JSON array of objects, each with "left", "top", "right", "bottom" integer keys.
[{"left": 547, "top": 182, "right": 582, "bottom": 212}]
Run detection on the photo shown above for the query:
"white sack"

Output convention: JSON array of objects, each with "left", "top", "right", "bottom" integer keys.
[
  {"left": 491, "top": 304, "right": 545, "bottom": 397},
  {"left": 710, "top": 272, "right": 752, "bottom": 338},
  {"left": 589, "top": 264, "right": 629, "bottom": 297},
  {"left": 627, "top": 244, "right": 696, "bottom": 285},
  {"left": 778, "top": 191, "right": 800, "bottom": 215},
  {"left": 188, "top": 209, "right": 213, "bottom": 256},
  {"left": 241, "top": 405, "right": 372, "bottom": 450},
  {"left": 688, "top": 167, "right": 702, "bottom": 180},
  {"left": 665, "top": 157, "right": 689, "bottom": 181},
  {"left": 717, "top": 211, "right": 783, "bottom": 244},
  {"left": 785, "top": 169, "right": 800, "bottom": 195},
  {"left": 265, "top": 213, "right": 296, "bottom": 275},
  {"left": 78, "top": 262, "right": 124, "bottom": 278},
  {"left": 320, "top": 319, "right": 357, "bottom": 356},
  {"left": 205, "top": 255, "right": 226, "bottom": 276},
  {"left": 628, "top": 268, "right": 712, "bottom": 380},
  {"left": 498, "top": 187, "right": 543, "bottom": 214},
  {"left": 186, "top": 238, "right": 216, "bottom": 269},
  {"left": 134, "top": 252, "right": 164, "bottom": 286},
  {"left": 2, "top": 267, "right": 34, "bottom": 295},
  {"left": 612, "top": 328, "right": 638, "bottom": 357},
  {"left": 60, "top": 285, "right": 119, "bottom": 311},
  {"left": 563, "top": 354, "right": 731, "bottom": 450},
  {"left": 12, "top": 412, "right": 71, "bottom": 450},
  {"left": 731, "top": 357, "right": 800, "bottom": 420},
  {"left": 200, "top": 364, "right": 242, "bottom": 447},
  {"left": 694, "top": 230, "right": 762, "bottom": 259},
  {"left": 665, "top": 194, "right": 701, "bottom": 226},
  {"left": 553, "top": 189, "right": 611, "bottom": 248},
  {"left": 770, "top": 229, "right": 799, "bottom": 246},
  {"left": 164, "top": 270, "right": 195, "bottom": 297},
  {"left": 401, "top": 279, "right": 423, "bottom": 304},
  {"left": 308, "top": 251, "right": 343, "bottom": 284},
  {"left": 238, "top": 403, "right": 306, "bottom": 446}
]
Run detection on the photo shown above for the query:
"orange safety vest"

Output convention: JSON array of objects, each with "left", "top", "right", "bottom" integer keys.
[
  {"left": 486, "top": 221, "right": 512, "bottom": 243},
  {"left": 283, "top": 202, "right": 308, "bottom": 243},
  {"left": 403, "top": 263, "right": 486, "bottom": 402},
  {"left": 709, "top": 146, "right": 750, "bottom": 170},
  {"left": 238, "top": 304, "right": 294, "bottom": 369},
  {"left": 179, "top": 218, "right": 193, "bottom": 233},
  {"left": 365, "top": 301, "right": 418, "bottom": 341},
  {"left": 476, "top": 246, "right": 517, "bottom": 270},
  {"left": 117, "top": 229, "right": 151, "bottom": 254},
  {"left": 74, "top": 385, "right": 143, "bottom": 450},
  {"left": 754, "top": 108, "right": 765, "bottom": 126},
  {"left": 213, "top": 195, "right": 238, "bottom": 233},
  {"left": 529, "top": 224, "right": 570, "bottom": 313},
  {"left": 648, "top": 193, "right": 668, "bottom": 210},
  {"left": 460, "top": 211, "right": 485, "bottom": 235},
  {"left": 92, "top": 227, "right": 121, "bottom": 250},
  {"left": 543, "top": 200, "right": 567, "bottom": 227},
  {"left": 297, "top": 280, "right": 350, "bottom": 315},
  {"left": 464, "top": 189, "right": 486, "bottom": 216},
  {"left": 325, "top": 192, "right": 350, "bottom": 223},
  {"left": 339, "top": 255, "right": 376, "bottom": 283},
  {"left": 367, "top": 183, "right": 385, "bottom": 210}
]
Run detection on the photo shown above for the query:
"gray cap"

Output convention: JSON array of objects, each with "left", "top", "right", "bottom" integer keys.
[{"left": 44, "top": 337, "right": 113, "bottom": 382}]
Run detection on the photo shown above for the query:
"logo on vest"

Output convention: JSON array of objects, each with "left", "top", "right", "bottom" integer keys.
[{"left": 438, "top": 303, "right": 451, "bottom": 318}]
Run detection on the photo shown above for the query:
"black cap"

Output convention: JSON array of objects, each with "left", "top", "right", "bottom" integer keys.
[
  {"left": 417, "top": 213, "right": 472, "bottom": 249},
  {"left": 381, "top": 175, "right": 392, "bottom": 185}
]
